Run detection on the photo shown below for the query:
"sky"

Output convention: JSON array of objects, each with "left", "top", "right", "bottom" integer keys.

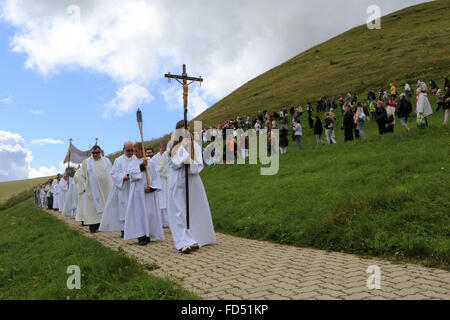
[{"left": 0, "top": 0, "right": 432, "bottom": 182}]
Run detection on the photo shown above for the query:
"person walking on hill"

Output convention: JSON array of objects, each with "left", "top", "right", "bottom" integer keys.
[
  {"left": 314, "top": 116, "right": 324, "bottom": 145},
  {"left": 369, "top": 100, "right": 376, "bottom": 120},
  {"left": 375, "top": 101, "right": 388, "bottom": 135},
  {"left": 356, "top": 103, "right": 367, "bottom": 138},
  {"left": 396, "top": 93, "right": 411, "bottom": 132},
  {"left": 386, "top": 100, "right": 396, "bottom": 133},
  {"left": 405, "top": 83, "right": 412, "bottom": 98},
  {"left": 324, "top": 112, "right": 337, "bottom": 144},
  {"left": 279, "top": 125, "right": 289, "bottom": 154},
  {"left": 343, "top": 107, "right": 354, "bottom": 142},
  {"left": 443, "top": 84, "right": 450, "bottom": 125},
  {"left": 390, "top": 83, "right": 397, "bottom": 99},
  {"left": 416, "top": 88, "right": 433, "bottom": 128},
  {"left": 293, "top": 120, "right": 303, "bottom": 150},
  {"left": 435, "top": 88, "right": 444, "bottom": 112}
]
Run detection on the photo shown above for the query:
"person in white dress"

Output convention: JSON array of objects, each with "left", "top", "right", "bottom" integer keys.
[
  {"left": 123, "top": 142, "right": 164, "bottom": 246},
  {"left": 166, "top": 120, "right": 216, "bottom": 254},
  {"left": 99, "top": 141, "right": 136, "bottom": 238}
]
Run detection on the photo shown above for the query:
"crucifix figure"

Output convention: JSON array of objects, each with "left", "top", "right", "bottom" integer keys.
[{"left": 165, "top": 64, "right": 203, "bottom": 229}]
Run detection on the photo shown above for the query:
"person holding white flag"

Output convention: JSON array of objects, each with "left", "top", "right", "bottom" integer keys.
[{"left": 78, "top": 145, "right": 112, "bottom": 233}]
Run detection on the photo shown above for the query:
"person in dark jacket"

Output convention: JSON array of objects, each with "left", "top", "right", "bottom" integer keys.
[
  {"left": 368, "top": 89, "right": 376, "bottom": 102},
  {"left": 279, "top": 125, "right": 289, "bottom": 154},
  {"left": 313, "top": 116, "right": 324, "bottom": 145},
  {"left": 396, "top": 93, "right": 411, "bottom": 132},
  {"left": 375, "top": 100, "right": 388, "bottom": 135},
  {"left": 343, "top": 107, "right": 354, "bottom": 142},
  {"left": 308, "top": 113, "right": 314, "bottom": 129}
]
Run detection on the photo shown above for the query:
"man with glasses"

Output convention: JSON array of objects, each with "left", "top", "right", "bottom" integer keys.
[
  {"left": 78, "top": 145, "right": 112, "bottom": 233},
  {"left": 99, "top": 141, "right": 136, "bottom": 238},
  {"left": 145, "top": 147, "right": 154, "bottom": 159}
]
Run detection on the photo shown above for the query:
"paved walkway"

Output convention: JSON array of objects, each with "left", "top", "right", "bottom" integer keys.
[{"left": 47, "top": 209, "right": 450, "bottom": 300}]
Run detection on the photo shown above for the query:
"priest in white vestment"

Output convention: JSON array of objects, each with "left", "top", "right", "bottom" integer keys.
[
  {"left": 58, "top": 173, "right": 72, "bottom": 213},
  {"left": 123, "top": 142, "right": 164, "bottom": 245},
  {"left": 167, "top": 121, "right": 216, "bottom": 253},
  {"left": 99, "top": 141, "right": 136, "bottom": 237},
  {"left": 62, "top": 172, "right": 78, "bottom": 218},
  {"left": 74, "top": 166, "right": 86, "bottom": 225},
  {"left": 78, "top": 145, "right": 112, "bottom": 233},
  {"left": 52, "top": 174, "right": 62, "bottom": 211}
]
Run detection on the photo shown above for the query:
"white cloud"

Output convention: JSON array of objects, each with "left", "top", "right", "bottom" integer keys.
[
  {"left": 0, "top": 130, "right": 63, "bottom": 182},
  {"left": 1, "top": 0, "right": 431, "bottom": 119},
  {"left": 104, "top": 83, "right": 153, "bottom": 118},
  {"left": 29, "top": 109, "right": 44, "bottom": 115},
  {"left": 31, "top": 138, "right": 65, "bottom": 146},
  {"left": 1, "top": 95, "right": 14, "bottom": 104}
]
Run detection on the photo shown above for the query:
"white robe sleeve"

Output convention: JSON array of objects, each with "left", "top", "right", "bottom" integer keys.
[{"left": 111, "top": 157, "right": 125, "bottom": 190}]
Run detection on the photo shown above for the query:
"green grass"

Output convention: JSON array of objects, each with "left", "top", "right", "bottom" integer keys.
[
  {"left": 201, "top": 95, "right": 450, "bottom": 270},
  {"left": 0, "top": 198, "right": 198, "bottom": 300},
  {"left": 195, "top": 0, "right": 450, "bottom": 127},
  {"left": 0, "top": 176, "right": 53, "bottom": 205}
]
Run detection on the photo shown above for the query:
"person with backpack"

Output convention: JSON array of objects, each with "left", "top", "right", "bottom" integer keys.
[{"left": 396, "top": 93, "right": 412, "bottom": 132}]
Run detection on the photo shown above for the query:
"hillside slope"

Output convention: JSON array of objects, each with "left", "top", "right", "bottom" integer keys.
[{"left": 194, "top": 0, "right": 450, "bottom": 127}]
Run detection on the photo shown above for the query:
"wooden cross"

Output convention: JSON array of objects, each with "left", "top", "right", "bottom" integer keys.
[{"left": 164, "top": 64, "right": 203, "bottom": 229}]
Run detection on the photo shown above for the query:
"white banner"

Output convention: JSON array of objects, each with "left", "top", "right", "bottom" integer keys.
[{"left": 63, "top": 143, "right": 91, "bottom": 164}]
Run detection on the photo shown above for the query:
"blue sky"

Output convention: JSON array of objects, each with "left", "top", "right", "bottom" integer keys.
[{"left": 0, "top": 0, "right": 430, "bottom": 182}]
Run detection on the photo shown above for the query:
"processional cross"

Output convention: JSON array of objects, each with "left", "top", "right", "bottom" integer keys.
[{"left": 165, "top": 64, "right": 203, "bottom": 229}]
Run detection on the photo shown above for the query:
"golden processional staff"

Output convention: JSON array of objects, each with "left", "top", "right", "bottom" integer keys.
[
  {"left": 164, "top": 64, "right": 203, "bottom": 229},
  {"left": 136, "top": 108, "right": 151, "bottom": 188}
]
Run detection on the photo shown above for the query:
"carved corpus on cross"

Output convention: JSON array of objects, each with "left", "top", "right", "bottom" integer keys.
[{"left": 164, "top": 64, "right": 203, "bottom": 229}]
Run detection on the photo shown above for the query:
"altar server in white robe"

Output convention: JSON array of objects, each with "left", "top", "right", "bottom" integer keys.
[
  {"left": 74, "top": 166, "right": 86, "bottom": 225},
  {"left": 153, "top": 142, "right": 169, "bottom": 228},
  {"left": 78, "top": 145, "right": 112, "bottom": 233},
  {"left": 40, "top": 185, "right": 46, "bottom": 208},
  {"left": 62, "top": 171, "right": 78, "bottom": 218},
  {"left": 52, "top": 174, "right": 62, "bottom": 211},
  {"left": 167, "top": 120, "right": 216, "bottom": 254},
  {"left": 99, "top": 141, "right": 136, "bottom": 238},
  {"left": 58, "top": 173, "right": 72, "bottom": 213},
  {"left": 123, "top": 142, "right": 164, "bottom": 245}
]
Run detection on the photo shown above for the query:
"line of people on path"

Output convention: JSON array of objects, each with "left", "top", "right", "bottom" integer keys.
[{"left": 35, "top": 121, "right": 216, "bottom": 254}]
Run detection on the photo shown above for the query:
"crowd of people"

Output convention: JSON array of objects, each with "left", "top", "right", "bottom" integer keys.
[
  {"left": 34, "top": 120, "right": 216, "bottom": 254},
  {"left": 197, "top": 77, "right": 449, "bottom": 155}
]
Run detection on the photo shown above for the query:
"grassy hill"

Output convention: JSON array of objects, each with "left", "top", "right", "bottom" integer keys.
[
  {"left": 0, "top": 176, "right": 54, "bottom": 205},
  {"left": 118, "top": 0, "right": 449, "bottom": 157},
  {"left": 195, "top": 0, "right": 450, "bottom": 127}
]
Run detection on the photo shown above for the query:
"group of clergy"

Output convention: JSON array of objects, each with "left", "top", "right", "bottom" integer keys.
[{"left": 42, "top": 121, "right": 216, "bottom": 254}]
